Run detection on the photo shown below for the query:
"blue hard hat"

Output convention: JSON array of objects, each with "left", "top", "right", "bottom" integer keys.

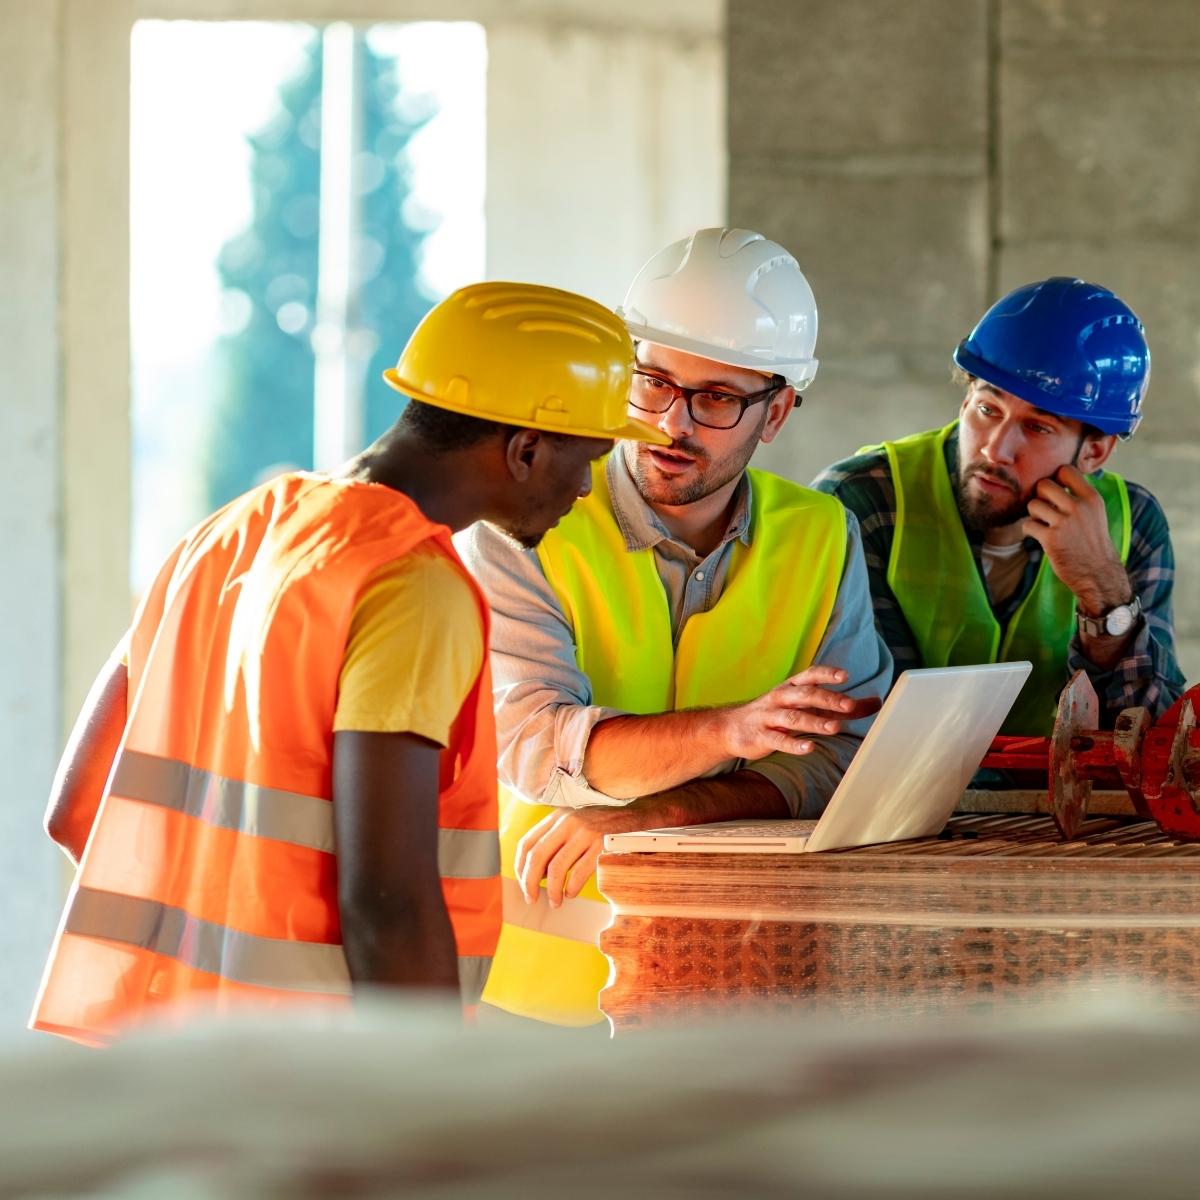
[{"left": 953, "top": 277, "right": 1149, "bottom": 437}]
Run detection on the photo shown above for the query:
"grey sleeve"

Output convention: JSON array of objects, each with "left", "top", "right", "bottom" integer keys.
[
  {"left": 743, "top": 510, "right": 893, "bottom": 818},
  {"left": 454, "top": 523, "right": 629, "bottom": 809}
]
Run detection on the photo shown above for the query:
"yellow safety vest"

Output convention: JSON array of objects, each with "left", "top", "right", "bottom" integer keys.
[
  {"left": 481, "top": 459, "right": 847, "bottom": 1025},
  {"left": 871, "top": 422, "right": 1130, "bottom": 736}
]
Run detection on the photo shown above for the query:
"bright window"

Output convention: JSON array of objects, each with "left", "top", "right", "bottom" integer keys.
[{"left": 130, "top": 20, "right": 486, "bottom": 591}]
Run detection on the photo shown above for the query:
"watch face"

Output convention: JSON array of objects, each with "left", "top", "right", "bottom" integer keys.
[{"left": 1104, "top": 604, "right": 1135, "bottom": 637}]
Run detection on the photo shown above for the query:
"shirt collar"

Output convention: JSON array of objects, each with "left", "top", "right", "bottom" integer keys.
[{"left": 606, "top": 450, "right": 754, "bottom": 554}]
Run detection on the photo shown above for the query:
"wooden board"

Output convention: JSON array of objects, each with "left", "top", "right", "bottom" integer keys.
[
  {"left": 957, "top": 788, "right": 1136, "bottom": 816},
  {"left": 597, "top": 814, "right": 1200, "bottom": 1031}
]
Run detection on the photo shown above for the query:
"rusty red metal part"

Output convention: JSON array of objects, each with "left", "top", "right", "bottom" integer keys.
[{"left": 980, "top": 672, "right": 1200, "bottom": 841}]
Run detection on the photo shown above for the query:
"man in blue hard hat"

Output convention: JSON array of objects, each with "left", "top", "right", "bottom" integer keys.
[{"left": 814, "top": 277, "right": 1185, "bottom": 735}]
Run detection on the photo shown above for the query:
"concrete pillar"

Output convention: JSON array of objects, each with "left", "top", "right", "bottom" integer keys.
[
  {"left": 62, "top": 0, "right": 133, "bottom": 718},
  {"left": 0, "top": 0, "right": 68, "bottom": 1026},
  {"left": 998, "top": 0, "right": 1200, "bottom": 674},
  {"left": 728, "top": 0, "right": 990, "bottom": 483},
  {"left": 486, "top": 13, "right": 725, "bottom": 307},
  {"left": 0, "top": 0, "right": 132, "bottom": 1030}
]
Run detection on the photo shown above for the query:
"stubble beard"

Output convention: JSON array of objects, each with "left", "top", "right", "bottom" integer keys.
[
  {"left": 956, "top": 463, "right": 1030, "bottom": 533},
  {"left": 621, "top": 426, "right": 760, "bottom": 508}
]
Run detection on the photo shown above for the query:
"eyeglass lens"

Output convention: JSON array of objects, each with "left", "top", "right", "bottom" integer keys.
[{"left": 630, "top": 375, "right": 747, "bottom": 429}]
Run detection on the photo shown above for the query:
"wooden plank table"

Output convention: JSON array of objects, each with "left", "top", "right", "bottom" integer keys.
[{"left": 597, "top": 806, "right": 1200, "bottom": 1031}]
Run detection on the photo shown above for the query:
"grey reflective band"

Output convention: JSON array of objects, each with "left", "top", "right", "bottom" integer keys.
[
  {"left": 438, "top": 827, "right": 500, "bottom": 879},
  {"left": 111, "top": 751, "right": 499, "bottom": 882},
  {"left": 67, "top": 887, "right": 491, "bottom": 1006},
  {"left": 500, "top": 877, "right": 611, "bottom": 945},
  {"left": 458, "top": 955, "right": 492, "bottom": 1006},
  {"left": 111, "top": 749, "right": 335, "bottom": 854},
  {"left": 65, "top": 887, "right": 353, "bottom": 996}
]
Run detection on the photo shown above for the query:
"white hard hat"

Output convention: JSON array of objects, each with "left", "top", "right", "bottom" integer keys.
[{"left": 617, "top": 227, "right": 819, "bottom": 390}]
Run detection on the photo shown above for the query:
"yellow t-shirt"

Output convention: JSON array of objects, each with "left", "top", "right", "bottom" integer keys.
[{"left": 333, "top": 543, "right": 485, "bottom": 747}]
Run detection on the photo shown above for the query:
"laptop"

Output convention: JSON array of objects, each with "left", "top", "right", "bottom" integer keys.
[{"left": 603, "top": 661, "right": 1032, "bottom": 855}]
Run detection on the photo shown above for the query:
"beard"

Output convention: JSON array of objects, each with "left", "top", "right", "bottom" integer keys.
[
  {"left": 621, "top": 416, "right": 764, "bottom": 507},
  {"left": 956, "top": 462, "right": 1030, "bottom": 533}
]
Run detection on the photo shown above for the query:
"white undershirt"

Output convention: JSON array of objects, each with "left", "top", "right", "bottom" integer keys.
[{"left": 981, "top": 539, "right": 1028, "bottom": 605}]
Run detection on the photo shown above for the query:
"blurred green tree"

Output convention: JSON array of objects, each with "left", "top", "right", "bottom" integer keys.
[{"left": 206, "top": 30, "right": 435, "bottom": 509}]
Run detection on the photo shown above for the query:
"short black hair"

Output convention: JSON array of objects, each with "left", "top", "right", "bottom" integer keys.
[{"left": 399, "top": 399, "right": 518, "bottom": 451}]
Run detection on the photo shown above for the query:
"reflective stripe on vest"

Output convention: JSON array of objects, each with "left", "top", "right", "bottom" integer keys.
[
  {"left": 481, "top": 459, "right": 846, "bottom": 1025},
  {"left": 110, "top": 749, "right": 335, "bottom": 853},
  {"left": 112, "top": 748, "right": 499, "bottom": 882},
  {"left": 66, "top": 887, "right": 352, "bottom": 995},
  {"left": 32, "top": 473, "right": 500, "bottom": 1045},
  {"left": 876, "top": 422, "right": 1130, "bottom": 736},
  {"left": 60, "top": 888, "right": 491, "bottom": 1008}
]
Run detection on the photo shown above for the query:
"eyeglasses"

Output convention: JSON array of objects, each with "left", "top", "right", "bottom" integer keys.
[{"left": 629, "top": 370, "right": 789, "bottom": 430}]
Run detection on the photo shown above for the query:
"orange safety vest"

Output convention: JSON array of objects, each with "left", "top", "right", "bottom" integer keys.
[{"left": 31, "top": 473, "right": 501, "bottom": 1047}]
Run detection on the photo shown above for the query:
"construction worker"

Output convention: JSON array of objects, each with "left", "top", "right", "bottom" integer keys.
[
  {"left": 459, "top": 229, "right": 891, "bottom": 1027},
  {"left": 32, "top": 282, "right": 666, "bottom": 1047},
  {"left": 813, "top": 277, "right": 1185, "bottom": 736}
]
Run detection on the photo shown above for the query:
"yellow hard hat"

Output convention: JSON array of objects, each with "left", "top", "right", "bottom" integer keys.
[{"left": 383, "top": 282, "right": 670, "bottom": 445}]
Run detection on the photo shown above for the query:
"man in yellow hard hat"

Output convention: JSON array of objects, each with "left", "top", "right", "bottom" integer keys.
[
  {"left": 460, "top": 230, "right": 891, "bottom": 1028},
  {"left": 33, "top": 283, "right": 663, "bottom": 1046}
]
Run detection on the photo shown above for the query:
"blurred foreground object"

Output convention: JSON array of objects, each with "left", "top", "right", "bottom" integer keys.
[{"left": 4, "top": 995, "right": 1200, "bottom": 1197}]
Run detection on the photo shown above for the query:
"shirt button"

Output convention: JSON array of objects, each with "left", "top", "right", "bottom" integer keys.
[{"left": 695, "top": 571, "right": 705, "bottom": 582}]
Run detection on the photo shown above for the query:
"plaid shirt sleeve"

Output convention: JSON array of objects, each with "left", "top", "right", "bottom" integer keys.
[
  {"left": 1066, "top": 480, "right": 1187, "bottom": 722},
  {"left": 811, "top": 449, "right": 913, "bottom": 684}
]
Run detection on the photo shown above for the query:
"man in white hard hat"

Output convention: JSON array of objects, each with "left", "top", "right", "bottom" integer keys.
[{"left": 459, "top": 228, "right": 891, "bottom": 1028}]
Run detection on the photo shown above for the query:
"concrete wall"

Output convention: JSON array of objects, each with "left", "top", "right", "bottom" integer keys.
[
  {"left": 487, "top": 18, "right": 724, "bottom": 306},
  {"left": 0, "top": 0, "right": 67, "bottom": 1026},
  {"left": 729, "top": 0, "right": 1200, "bottom": 678}
]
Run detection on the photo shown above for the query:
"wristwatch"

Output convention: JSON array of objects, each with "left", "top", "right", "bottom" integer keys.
[{"left": 1076, "top": 594, "right": 1142, "bottom": 638}]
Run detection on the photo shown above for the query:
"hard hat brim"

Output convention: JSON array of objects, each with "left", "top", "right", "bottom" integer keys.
[
  {"left": 383, "top": 369, "right": 672, "bottom": 446},
  {"left": 623, "top": 320, "right": 819, "bottom": 391},
  {"left": 952, "top": 343, "right": 1141, "bottom": 437}
]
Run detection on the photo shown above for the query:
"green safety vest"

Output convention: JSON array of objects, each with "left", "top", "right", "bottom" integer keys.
[
  {"left": 868, "top": 422, "right": 1129, "bottom": 736},
  {"left": 481, "top": 459, "right": 847, "bottom": 1025}
]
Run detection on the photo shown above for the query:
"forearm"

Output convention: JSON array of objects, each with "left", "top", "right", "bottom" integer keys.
[
  {"left": 1069, "top": 619, "right": 1186, "bottom": 724},
  {"left": 339, "top": 893, "right": 460, "bottom": 993},
  {"left": 45, "top": 649, "right": 128, "bottom": 864},
  {"left": 582, "top": 707, "right": 734, "bottom": 799},
  {"left": 626, "top": 769, "right": 789, "bottom": 829},
  {"left": 1074, "top": 561, "right": 1137, "bottom": 671},
  {"left": 1076, "top": 627, "right": 1135, "bottom": 673},
  {"left": 1067, "top": 490, "right": 1187, "bottom": 723},
  {"left": 748, "top": 734, "right": 863, "bottom": 819}
]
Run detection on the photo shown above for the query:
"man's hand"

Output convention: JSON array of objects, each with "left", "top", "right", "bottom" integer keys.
[
  {"left": 719, "top": 665, "right": 882, "bottom": 762},
  {"left": 516, "top": 803, "right": 654, "bottom": 908},
  {"left": 515, "top": 771, "right": 796, "bottom": 908},
  {"left": 1023, "top": 465, "right": 1131, "bottom": 614}
]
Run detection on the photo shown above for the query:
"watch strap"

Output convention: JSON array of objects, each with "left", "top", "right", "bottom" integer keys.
[{"left": 1077, "top": 594, "right": 1141, "bottom": 638}]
